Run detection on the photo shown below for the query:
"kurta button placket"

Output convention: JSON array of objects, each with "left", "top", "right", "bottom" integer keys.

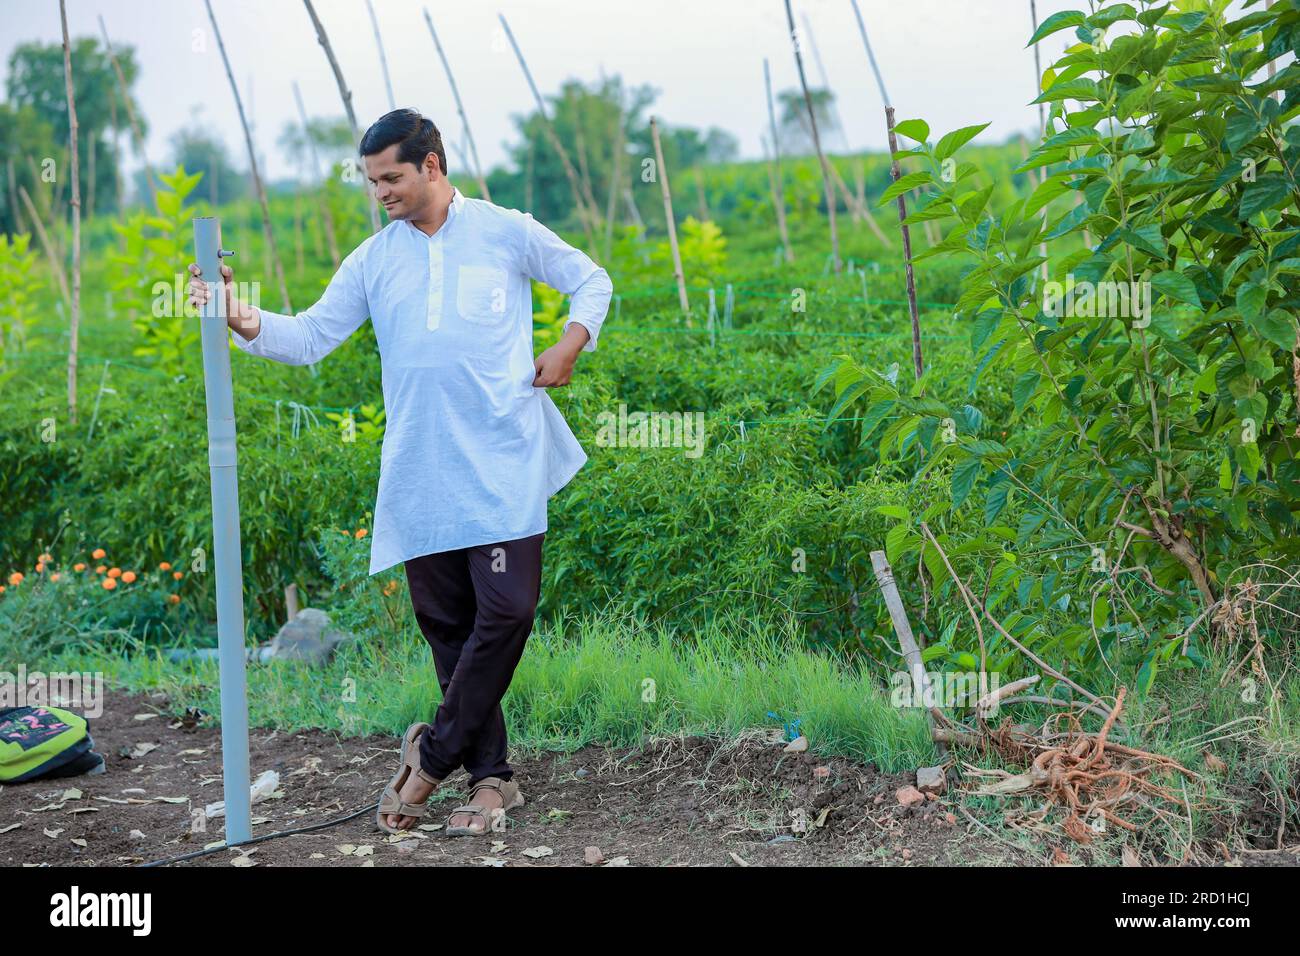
[{"left": 426, "top": 235, "right": 444, "bottom": 331}]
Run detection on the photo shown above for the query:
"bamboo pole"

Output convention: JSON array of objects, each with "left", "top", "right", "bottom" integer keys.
[
  {"left": 603, "top": 99, "right": 625, "bottom": 261},
  {"left": 59, "top": 0, "right": 81, "bottom": 426},
  {"left": 694, "top": 168, "right": 711, "bottom": 222},
  {"left": 784, "top": 0, "right": 840, "bottom": 274},
  {"left": 870, "top": 551, "right": 944, "bottom": 750},
  {"left": 365, "top": 0, "right": 396, "bottom": 110},
  {"left": 302, "top": 0, "right": 382, "bottom": 234},
  {"left": 498, "top": 13, "right": 596, "bottom": 251},
  {"left": 1029, "top": 0, "right": 1049, "bottom": 281},
  {"left": 87, "top": 130, "right": 95, "bottom": 219},
  {"left": 886, "top": 107, "right": 923, "bottom": 381},
  {"left": 569, "top": 86, "right": 601, "bottom": 227},
  {"left": 524, "top": 134, "right": 534, "bottom": 212},
  {"left": 763, "top": 59, "right": 794, "bottom": 264},
  {"left": 850, "top": 0, "right": 891, "bottom": 109},
  {"left": 98, "top": 15, "right": 157, "bottom": 211},
  {"left": 6, "top": 158, "right": 22, "bottom": 233},
  {"left": 205, "top": 0, "right": 292, "bottom": 315},
  {"left": 800, "top": 12, "right": 851, "bottom": 153},
  {"left": 423, "top": 7, "right": 490, "bottom": 201},
  {"left": 18, "top": 186, "right": 70, "bottom": 307},
  {"left": 292, "top": 80, "right": 341, "bottom": 267},
  {"left": 649, "top": 117, "right": 689, "bottom": 314},
  {"left": 108, "top": 82, "right": 123, "bottom": 213}
]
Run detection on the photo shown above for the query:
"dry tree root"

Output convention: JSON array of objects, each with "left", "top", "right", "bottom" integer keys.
[{"left": 947, "top": 687, "right": 1203, "bottom": 844}]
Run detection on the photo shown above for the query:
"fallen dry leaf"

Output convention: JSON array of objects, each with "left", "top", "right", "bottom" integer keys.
[
  {"left": 43, "top": 827, "right": 64, "bottom": 838},
  {"left": 522, "top": 845, "right": 554, "bottom": 859},
  {"left": 70, "top": 838, "right": 87, "bottom": 848},
  {"left": 729, "top": 852, "right": 750, "bottom": 867},
  {"left": 584, "top": 846, "right": 604, "bottom": 865},
  {"left": 0, "top": 823, "right": 21, "bottom": 835},
  {"left": 133, "top": 713, "right": 160, "bottom": 721},
  {"left": 61, "top": 788, "right": 82, "bottom": 801}
]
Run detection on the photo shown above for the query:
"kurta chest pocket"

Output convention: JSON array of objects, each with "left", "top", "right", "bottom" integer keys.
[{"left": 456, "top": 264, "right": 509, "bottom": 324}]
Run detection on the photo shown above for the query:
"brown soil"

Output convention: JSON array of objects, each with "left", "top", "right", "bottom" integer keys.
[{"left": 1, "top": 688, "right": 1293, "bottom": 868}]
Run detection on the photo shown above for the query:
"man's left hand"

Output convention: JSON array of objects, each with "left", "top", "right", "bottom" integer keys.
[{"left": 532, "top": 325, "right": 589, "bottom": 387}]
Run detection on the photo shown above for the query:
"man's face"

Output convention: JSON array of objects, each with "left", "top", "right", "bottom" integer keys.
[{"left": 363, "top": 144, "right": 438, "bottom": 220}]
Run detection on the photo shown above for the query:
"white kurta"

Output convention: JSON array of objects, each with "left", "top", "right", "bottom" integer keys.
[{"left": 230, "top": 187, "right": 613, "bottom": 575}]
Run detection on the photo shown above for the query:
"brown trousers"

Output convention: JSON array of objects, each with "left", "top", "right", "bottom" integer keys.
[{"left": 402, "top": 532, "right": 544, "bottom": 786}]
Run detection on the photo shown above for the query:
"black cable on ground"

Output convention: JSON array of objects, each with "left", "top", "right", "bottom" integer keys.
[{"left": 135, "top": 801, "right": 380, "bottom": 867}]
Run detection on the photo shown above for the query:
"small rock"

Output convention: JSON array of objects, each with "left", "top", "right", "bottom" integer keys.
[
  {"left": 783, "top": 735, "right": 809, "bottom": 753},
  {"left": 575, "top": 768, "right": 589, "bottom": 777},
  {"left": 129, "top": 830, "right": 146, "bottom": 840},
  {"left": 916, "top": 766, "right": 947, "bottom": 795},
  {"left": 583, "top": 846, "right": 604, "bottom": 865},
  {"left": 895, "top": 786, "right": 925, "bottom": 808}
]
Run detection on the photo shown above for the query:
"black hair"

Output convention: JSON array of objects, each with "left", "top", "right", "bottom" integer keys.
[{"left": 358, "top": 108, "right": 447, "bottom": 175}]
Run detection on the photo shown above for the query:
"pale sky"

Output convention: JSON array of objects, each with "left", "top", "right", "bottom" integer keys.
[{"left": 2, "top": 0, "right": 1083, "bottom": 186}]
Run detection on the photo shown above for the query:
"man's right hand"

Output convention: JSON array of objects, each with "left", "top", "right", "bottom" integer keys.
[{"left": 187, "top": 262, "right": 261, "bottom": 340}]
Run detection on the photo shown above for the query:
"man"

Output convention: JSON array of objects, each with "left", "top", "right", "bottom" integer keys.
[{"left": 187, "top": 108, "right": 612, "bottom": 835}]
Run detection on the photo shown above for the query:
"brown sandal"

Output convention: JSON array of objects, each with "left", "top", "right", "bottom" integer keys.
[
  {"left": 375, "top": 721, "right": 444, "bottom": 834},
  {"left": 444, "top": 776, "right": 524, "bottom": 836}
]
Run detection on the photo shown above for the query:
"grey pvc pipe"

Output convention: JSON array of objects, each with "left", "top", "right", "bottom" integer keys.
[{"left": 193, "top": 216, "right": 252, "bottom": 846}]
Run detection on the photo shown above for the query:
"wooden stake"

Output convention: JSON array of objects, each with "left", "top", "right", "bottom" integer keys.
[
  {"left": 870, "top": 551, "right": 944, "bottom": 750},
  {"left": 784, "top": 0, "right": 840, "bottom": 273},
  {"left": 292, "top": 80, "right": 341, "bottom": 268},
  {"left": 87, "top": 130, "right": 95, "bottom": 220},
  {"left": 59, "top": 0, "right": 81, "bottom": 426},
  {"left": 694, "top": 168, "right": 711, "bottom": 222},
  {"left": 1030, "top": 0, "right": 1048, "bottom": 281},
  {"left": 99, "top": 16, "right": 157, "bottom": 211},
  {"left": 763, "top": 60, "right": 794, "bottom": 264},
  {"left": 18, "top": 186, "right": 70, "bottom": 307},
  {"left": 206, "top": 0, "right": 292, "bottom": 315},
  {"left": 850, "top": 0, "right": 891, "bottom": 109},
  {"left": 649, "top": 116, "right": 689, "bottom": 314},
  {"left": 569, "top": 86, "right": 602, "bottom": 227},
  {"left": 423, "top": 7, "right": 491, "bottom": 201},
  {"left": 7, "top": 158, "right": 22, "bottom": 234},
  {"left": 603, "top": 98, "right": 626, "bottom": 261},
  {"left": 365, "top": 0, "right": 396, "bottom": 110},
  {"left": 302, "top": 0, "right": 382, "bottom": 235},
  {"left": 498, "top": 13, "right": 597, "bottom": 251},
  {"left": 885, "top": 107, "right": 923, "bottom": 381}
]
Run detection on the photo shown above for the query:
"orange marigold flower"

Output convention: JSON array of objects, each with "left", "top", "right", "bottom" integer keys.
[
  {"left": 107, "top": 567, "right": 122, "bottom": 579},
  {"left": 74, "top": 563, "right": 86, "bottom": 572},
  {"left": 92, "top": 548, "right": 106, "bottom": 560},
  {"left": 35, "top": 562, "right": 45, "bottom": 573},
  {"left": 168, "top": 594, "right": 180, "bottom": 604},
  {"left": 355, "top": 528, "right": 368, "bottom": 539},
  {"left": 50, "top": 573, "right": 61, "bottom": 582},
  {"left": 0, "top": 586, "right": 6, "bottom": 594},
  {"left": 173, "top": 571, "right": 183, "bottom": 580},
  {"left": 39, "top": 552, "right": 52, "bottom": 563},
  {"left": 102, "top": 578, "right": 118, "bottom": 591},
  {"left": 8, "top": 572, "right": 23, "bottom": 586},
  {"left": 95, "top": 565, "right": 107, "bottom": 574},
  {"left": 122, "top": 571, "right": 137, "bottom": 584},
  {"left": 159, "top": 561, "right": 172, "bottom": 571}
]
